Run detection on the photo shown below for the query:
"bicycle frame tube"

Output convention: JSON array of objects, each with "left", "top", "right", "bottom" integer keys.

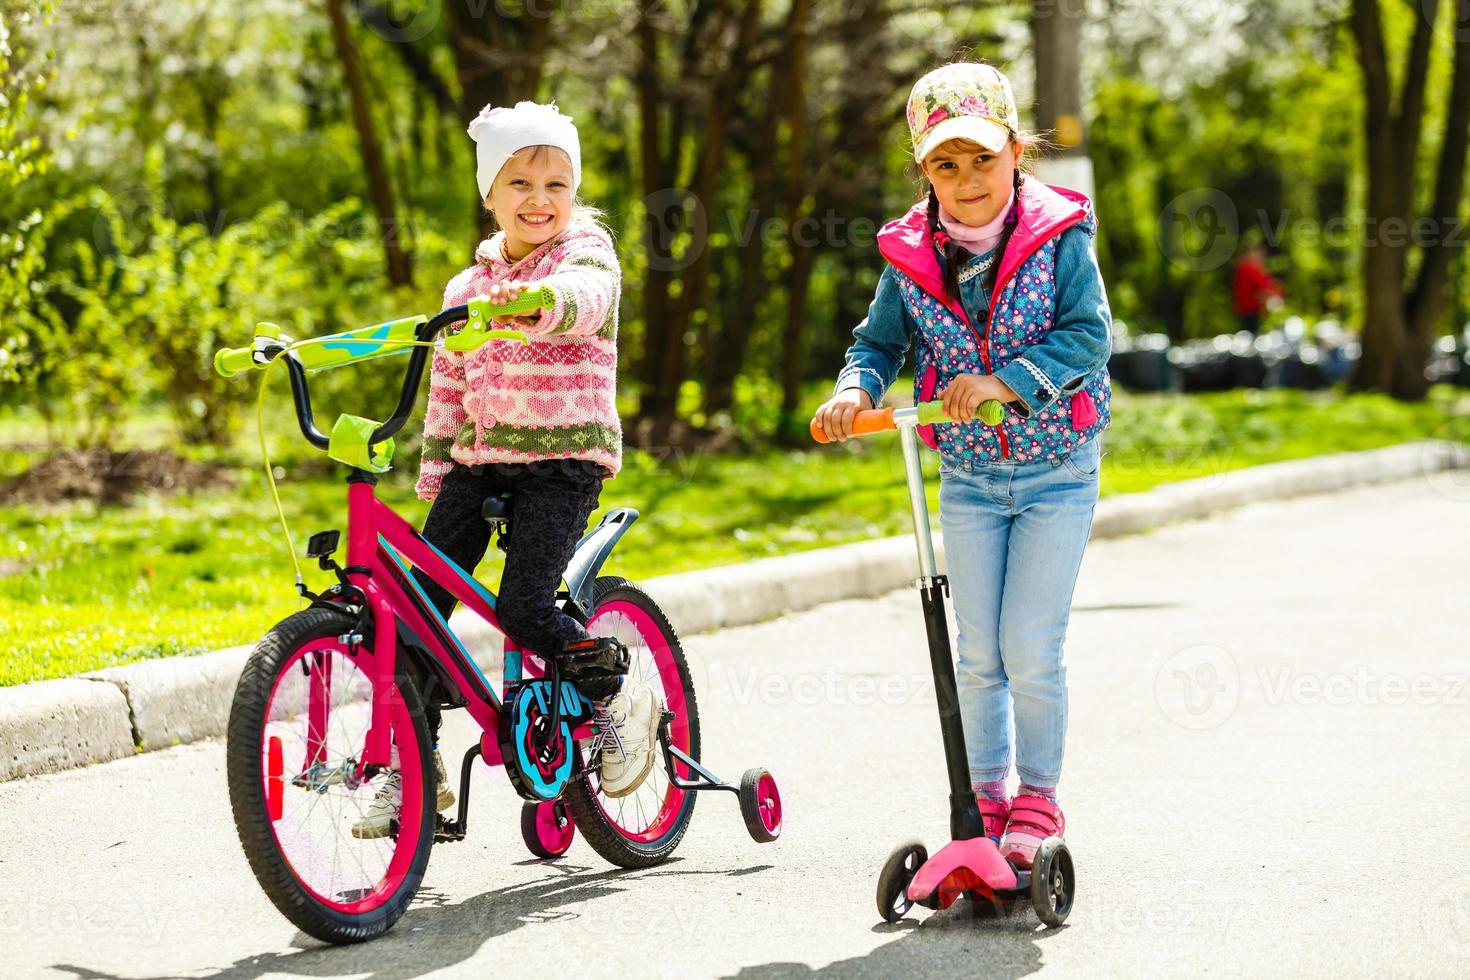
[{"left": 343, "top": 475, "right": 511, "bottom": 769}]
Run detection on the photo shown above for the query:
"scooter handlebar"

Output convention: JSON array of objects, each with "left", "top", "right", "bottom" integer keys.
[
  {"left": 809, "top": 398, "right": 1004, "bottom": 443},
  {"left": 809, "top": 407, "right": 896, "bottom": 444}
]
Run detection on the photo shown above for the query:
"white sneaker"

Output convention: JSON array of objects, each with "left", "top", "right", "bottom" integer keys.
[
  {"left": 594, "top": 684, "right": 661, "bottom": 798},
  {"left": 350, "top": 750, "right": 454, "bottom": 839},
  {"left": 351, "top": 770, "right": 403, "bottom": 840}
]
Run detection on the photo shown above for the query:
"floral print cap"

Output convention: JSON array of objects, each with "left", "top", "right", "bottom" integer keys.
[{"left": 907, "top": 62, "right": 1019, "bottom": 163}]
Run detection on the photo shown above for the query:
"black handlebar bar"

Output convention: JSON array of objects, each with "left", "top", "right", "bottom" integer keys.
[{"left": 279, "top": 303, "right": 470, "bottom": 454}]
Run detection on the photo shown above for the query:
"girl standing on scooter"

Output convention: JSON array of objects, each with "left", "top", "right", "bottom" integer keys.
[{"left": 812, "top": 62, "right": 1113, "bottom": 870}]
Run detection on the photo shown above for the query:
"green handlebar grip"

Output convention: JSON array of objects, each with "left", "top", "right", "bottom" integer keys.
[
  {"left": 466, "top": 286, "right": 553, "bottom": 323},
  {"left": 916, "top": 398, "right": 1005, "bottom": 426},
  {"left": 215, "top": 346, "right": 256, "bottom": 378}
]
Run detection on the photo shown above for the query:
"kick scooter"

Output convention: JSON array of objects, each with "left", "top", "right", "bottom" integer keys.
[{"left": 812, "top": 400, "right": 1074, "bottom": 927}]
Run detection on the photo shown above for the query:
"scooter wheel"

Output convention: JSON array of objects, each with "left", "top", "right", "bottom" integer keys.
[
  {"left": 520, "top": 799, "right": 576, "bottom": 859},
  {"left": 1029, "top": 836, "right": 1075, "bottom": 927},
  {"left": 739, "top": 767, "right": 782, "bottom": 842},
  {"left": 876, "top": 840, "right": 927, "bottom": 923}
]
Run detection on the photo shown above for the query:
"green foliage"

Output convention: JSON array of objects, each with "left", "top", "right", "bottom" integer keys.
[{"left": 0, "top": 0, "right": 57, "bottom": 385}]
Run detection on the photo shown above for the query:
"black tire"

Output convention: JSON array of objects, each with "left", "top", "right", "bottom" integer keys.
[
  {"left": 877, "top": 840, "right": 928, "bottom": 923},
  {"left": 564, "top": 576, "right": 700, "bottom": 869},
  {"left": 226, "top": 606, "right": 435, "bottom": 944},
  {"left": 520, "top": 799, "right": 575, "bottom": 859},
  {"left": 739, "top": 767, "right": 781, "bottom": 843},
  {"left": 1030, "top": 837, "right": 1075, "bottom": 928}
]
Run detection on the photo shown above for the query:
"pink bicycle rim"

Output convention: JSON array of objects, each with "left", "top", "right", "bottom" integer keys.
[
  {"left": 587, "top": 598, "right": 691, "bottom": 844},
  {"left": 261, "top": 637, "right": 424, "bottom": 916}
]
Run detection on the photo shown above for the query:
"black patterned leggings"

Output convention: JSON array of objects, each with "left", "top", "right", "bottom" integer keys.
[{"left": 412, "top": 459, "right": 605, "bottom": 661}]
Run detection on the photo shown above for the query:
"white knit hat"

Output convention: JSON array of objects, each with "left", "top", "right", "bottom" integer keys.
[{"left": 467, "top": 101, "right": 582, "bottom": 200}]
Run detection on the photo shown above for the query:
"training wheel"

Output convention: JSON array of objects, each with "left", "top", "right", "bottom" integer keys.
[
  {"left": 739, "top": 767, "right": 782, "bottom": 843},
  {"left": 1029, "top": 836, "right": 1075, "bottom": 927},
  {"left": 520, "top": 799, "right": 576, "bottom": 859},
  {"left": 876, "top": 840, "right": 928, "bottom": 923}
]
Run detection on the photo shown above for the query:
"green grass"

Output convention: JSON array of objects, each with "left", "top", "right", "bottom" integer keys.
[{"left": 2, "top": 385, "right": 1465, "bottom": 686}]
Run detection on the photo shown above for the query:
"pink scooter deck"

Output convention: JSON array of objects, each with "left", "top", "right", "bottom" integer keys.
[{"left": 907, "top": 837, "right": 1019, "bottom": 910}]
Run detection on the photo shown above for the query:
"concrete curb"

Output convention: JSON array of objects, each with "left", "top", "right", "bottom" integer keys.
[
  {"left": 1, "top": 678, "right": 136, "bottom": 781},
  {"left": 87, "top": 644, "right": 255, "bottom": 753},
  {"left": 2, "top": 439, "right": 1464, "bottom": 781}
]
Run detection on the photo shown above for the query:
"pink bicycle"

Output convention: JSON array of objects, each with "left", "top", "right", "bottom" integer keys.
[{"left": 215, "top": 295, "right": 781, "bottom": 944}]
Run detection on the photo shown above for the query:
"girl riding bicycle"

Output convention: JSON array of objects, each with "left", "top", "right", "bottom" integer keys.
[
  {"left": 354, "top": 100, "right": 658, "bottom": 838},
  {"left": 812, "top": 62, "right": 1112, "bottom": 869}
]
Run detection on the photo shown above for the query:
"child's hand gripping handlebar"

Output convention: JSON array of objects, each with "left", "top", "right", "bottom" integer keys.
[{"left": 809, "top": 398, "right": 1004, "bottom": 443}]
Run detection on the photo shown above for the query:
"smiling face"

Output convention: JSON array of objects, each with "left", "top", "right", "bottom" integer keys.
[
  {"left": 921, "top": 136, "right": 1023, "bottom": 227},
  {"left": 486, "top": 145, "right": 575, "bottom": 261}
]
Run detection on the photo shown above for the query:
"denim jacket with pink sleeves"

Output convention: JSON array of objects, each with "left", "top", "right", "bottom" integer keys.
[{"left": 835, "top": 179, "right": 1113, "bottom": 463}]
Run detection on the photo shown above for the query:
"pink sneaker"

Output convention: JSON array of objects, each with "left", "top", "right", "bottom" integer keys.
[
  {"left": 999, "top": 794, "right": 1065, "bottom": 869},
  {"left": 975, "top": 796, "right": 1010, "bottom": 842}
]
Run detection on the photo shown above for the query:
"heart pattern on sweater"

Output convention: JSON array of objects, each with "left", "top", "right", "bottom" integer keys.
[{"left": 526, "top": 395, "right": 567, "bottom": 418}]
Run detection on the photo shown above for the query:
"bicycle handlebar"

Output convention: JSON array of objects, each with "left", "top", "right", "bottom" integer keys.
[
  {"left": 808, "top": 398, "right": 1005, "bottom": 444},
  {"left": 214, "top": 291, "right": 546, "bottom": 461}
]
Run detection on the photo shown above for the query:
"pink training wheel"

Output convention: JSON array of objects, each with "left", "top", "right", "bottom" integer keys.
[
  {"left": 740, "top": 767, "right": 782, "bottom": 843},
  {"left": 520, "top": 799, "right": 576, "bottom": 859}
]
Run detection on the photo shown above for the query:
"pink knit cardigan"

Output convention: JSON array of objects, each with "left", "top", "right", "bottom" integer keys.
[{"left": 415, "top": 219, "right": 623, "bottom": 501}]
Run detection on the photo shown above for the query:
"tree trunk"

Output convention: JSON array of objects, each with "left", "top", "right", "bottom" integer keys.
[
  {"left": 775, "top": 0, "right": 812, "bottom": 439},
  {"left": 1347, "top": 0, "right": 1468, "bottom": 400},
  {"left": 1401, "top": 14, "right": 1470, "bottom": 396},
  {"left": 325, "top": 0, "right": 413, "bottom": 288},
  {"left": 649, "top": 0, "right": 764, "bottom": 446},
  {"left": 443, "top": 0, "right": 553, "bottom": 236},
  {"left": 634, "top": 1, "right": 672, "bottom": 416}
]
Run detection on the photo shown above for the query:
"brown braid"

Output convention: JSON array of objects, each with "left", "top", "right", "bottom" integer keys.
[{"left": 927, "top": 186, "right": 968, "bottom": 303}]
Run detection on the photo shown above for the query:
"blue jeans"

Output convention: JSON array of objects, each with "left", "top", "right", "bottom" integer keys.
[{"left": 937, "top": 436, "right": 1101, "bottom": 788}]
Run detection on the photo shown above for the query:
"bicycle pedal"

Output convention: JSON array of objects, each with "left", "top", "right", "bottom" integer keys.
[{"left": 433, "top": 813, "right": 466, "bottom": 843}]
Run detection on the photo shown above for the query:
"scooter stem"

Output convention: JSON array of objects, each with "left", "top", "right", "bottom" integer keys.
[{"left": 897, "top": 414, "right": 987, "bottom": 842}]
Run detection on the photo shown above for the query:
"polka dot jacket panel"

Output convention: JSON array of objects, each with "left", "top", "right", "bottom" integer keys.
[{"left": 900, "top": 226, "right": 1112, "bottom": 465}]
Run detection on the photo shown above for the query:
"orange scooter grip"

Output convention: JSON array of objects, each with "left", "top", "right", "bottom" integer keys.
[{"left": 809, "top": 407, "right": 896, "bottom": 444}]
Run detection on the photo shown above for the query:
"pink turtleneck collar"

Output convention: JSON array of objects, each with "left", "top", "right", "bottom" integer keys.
[{"left": 937, "top": 187, "right": 1016, "bottom": 256}]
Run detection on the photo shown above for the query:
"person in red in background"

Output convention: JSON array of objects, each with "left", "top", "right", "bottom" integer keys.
[{"left": 1232, "top": 242, "right": 1284, "bottom": 335}]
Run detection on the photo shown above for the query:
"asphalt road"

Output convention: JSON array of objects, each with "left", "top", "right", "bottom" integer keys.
[{"left": 3, "top": 474, "right": 1468, "bottom": 978}]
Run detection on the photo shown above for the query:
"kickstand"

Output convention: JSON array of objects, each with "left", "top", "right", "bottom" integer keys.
[{"left": 435, "top": 743, "right": 481, "bottom": 842}]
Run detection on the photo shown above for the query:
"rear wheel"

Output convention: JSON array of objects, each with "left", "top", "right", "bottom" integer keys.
[
  {"left": 564, "top": 576, "right": 700, "bottom": 868},
  {"left": 226, "top": 607, "right": 434, "bottom": 944}
]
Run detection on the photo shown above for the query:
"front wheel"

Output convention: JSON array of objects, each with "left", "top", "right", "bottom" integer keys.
[
  {"left": 563, "top": 576, "right": 700, "bottom": 868},
  {"left": 877, "top": 841, "right": 928, "bottom": 923},
  {"left": 226, "top": 607, "right": 435, "bottom": 944}
]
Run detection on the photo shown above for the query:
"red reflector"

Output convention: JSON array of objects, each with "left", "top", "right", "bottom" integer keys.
[{"left": 267, "top": 736, "right": 284, "bottom": 822}]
